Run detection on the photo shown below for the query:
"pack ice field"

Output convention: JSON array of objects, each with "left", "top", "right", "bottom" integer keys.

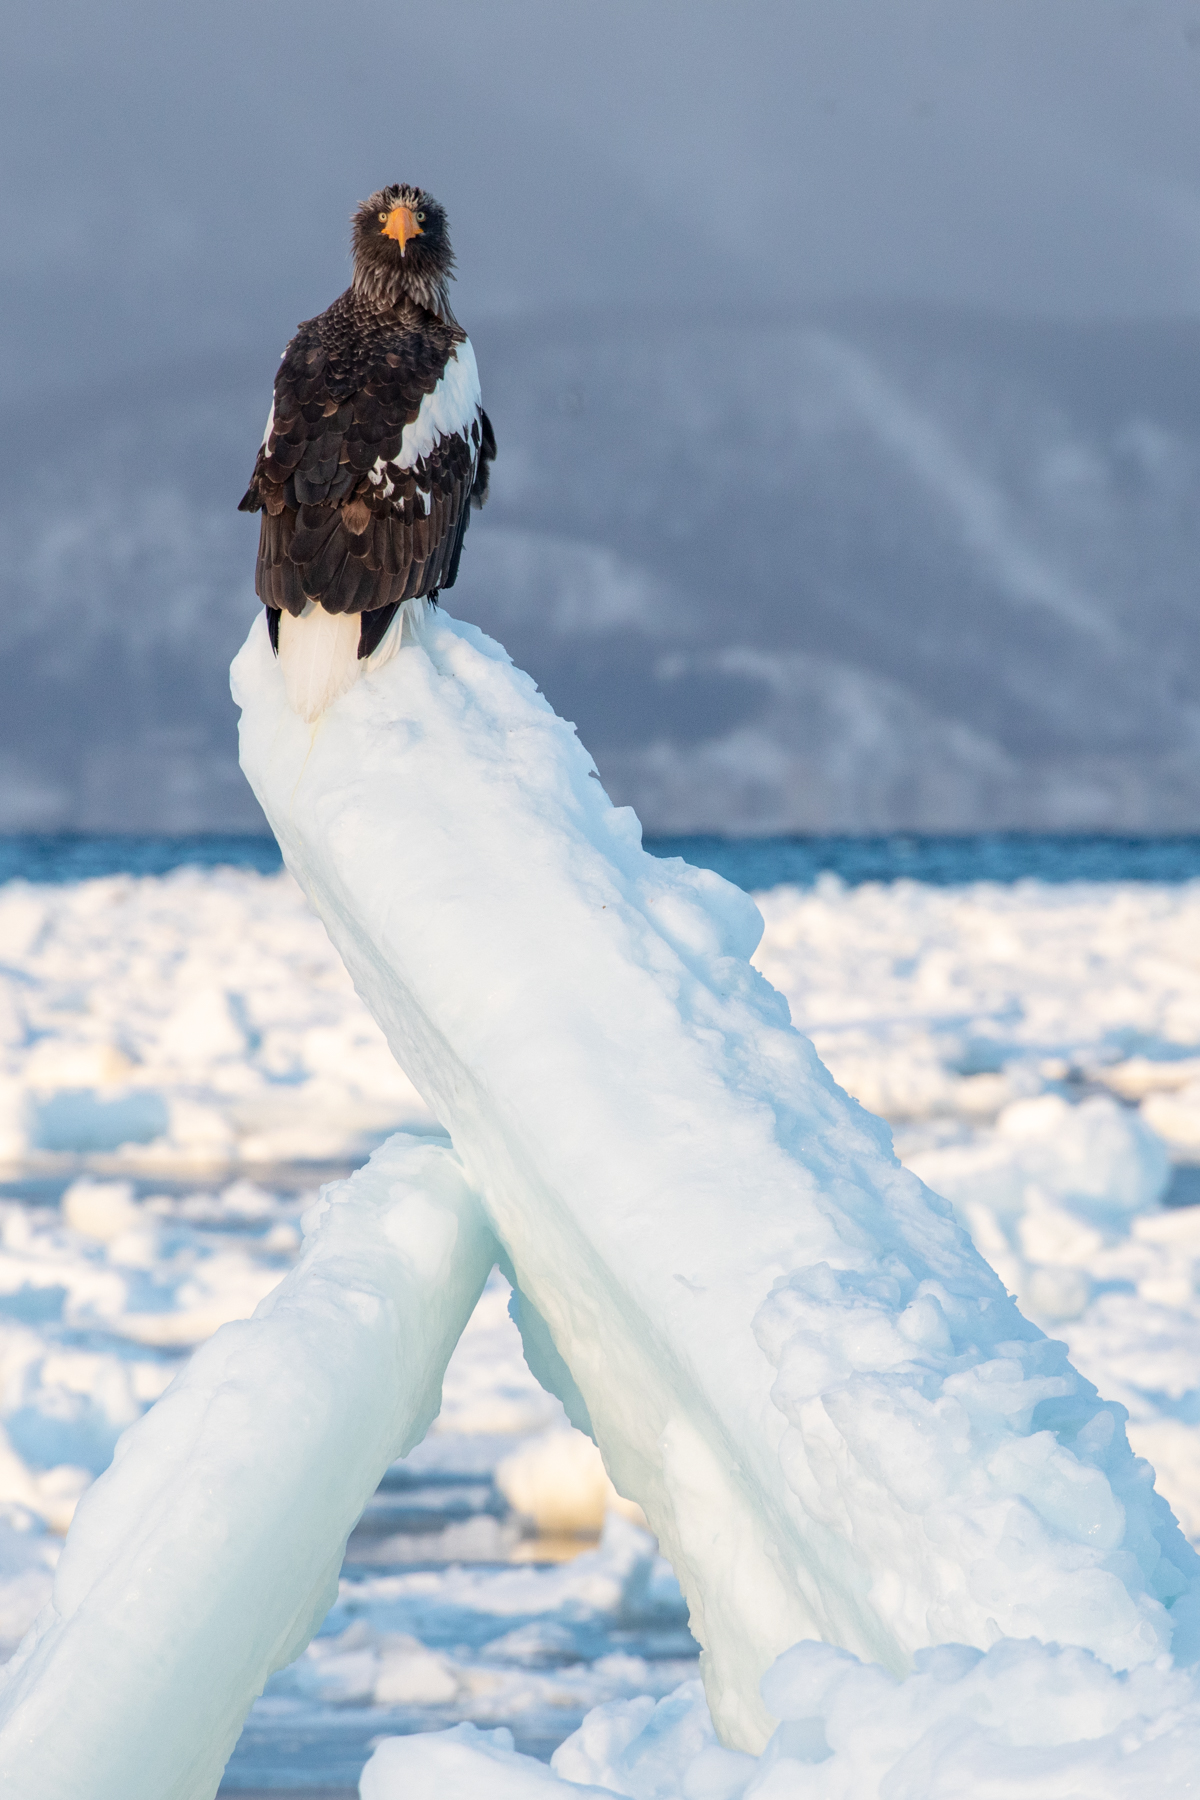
[{"left": 1, "top": 616, "right": 1200, "bottom": 1795}]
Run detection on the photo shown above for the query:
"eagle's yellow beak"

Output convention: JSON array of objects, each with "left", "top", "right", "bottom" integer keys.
[{"left": 381, "top": 205, "right": 422, "bottom": 254}]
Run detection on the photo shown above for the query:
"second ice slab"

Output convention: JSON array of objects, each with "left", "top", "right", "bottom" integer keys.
[
  {"left": 236, "top": 609, "right": 1199, "bottom": 1751},
  {"left": 0, "top": 1134, "right": 496, "bottom": 1800}
]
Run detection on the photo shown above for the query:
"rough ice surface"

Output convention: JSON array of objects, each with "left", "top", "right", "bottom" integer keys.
[
  {"left": 0, "top": 1135, "right": 497, "bottom": 1799},
  {"left": 361, "top": 1638, "right": 1200, "bottom": 1800},
  {"left": 4, "top": 796, "right": 1200, "bottom": 1785},
  {"left": 0, "top": 1159, "right": 674, "bottom": 1781},
  {"left": 235, "top": 606, "right": 1200, "bottom": 1753},
  {"left": 0, "top": 862, "right": 431, "bottom": 1168},
  {"left": 752, "top": 876, "right": 1200, "bottom": 1546}
]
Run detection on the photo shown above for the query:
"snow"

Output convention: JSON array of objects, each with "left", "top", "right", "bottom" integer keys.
[
  {"left": 750, "top": 875, "right": 1200, "bottom": 1540},
  {"left": 0, "top": 1134, "right": 498, "bottom": 1798},
  {"left": 0, "top": 1114, "right": 679, "bottom": 1784},
  {"left": 235, "top": 603, "right": 1200, "bottom": 1757},
  {"left": 2, "top": 750, "right": 1200, "bottom": 1786},
  {"left": 0, "top": 862, "right": 434, "bottom": 1169},
  {"left": 361, "top": 1640, "right": 1200, "bottom": 1800}
]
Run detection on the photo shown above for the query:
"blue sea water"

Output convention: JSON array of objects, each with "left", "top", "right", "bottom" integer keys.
[{"left": 3, "top": 832, "right": 1200, "bottom": 891}]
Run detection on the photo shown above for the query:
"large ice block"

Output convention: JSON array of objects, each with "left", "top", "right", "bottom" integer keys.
[
  {"left": 0, "top": 1135, "right": 496, "bottom": 1800},
  {"left": 236, "top": 609, "right": 1199, "bottom": 1752}
]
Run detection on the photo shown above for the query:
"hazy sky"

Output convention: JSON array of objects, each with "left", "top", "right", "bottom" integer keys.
[
  {"left": 5, "top": 2, "right": 1200, "bottom": 835},
  {"left": 5, "top": 0, "right": 1200, "bottom": 406}
]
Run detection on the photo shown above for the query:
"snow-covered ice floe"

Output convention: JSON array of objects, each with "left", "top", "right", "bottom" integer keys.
[
  {"left": 0, "top": 1136, "right": 499, "bottom": 1796},
  {"left": 239, "top": 607, "right": 1200, "bottom": 1753},
  {"left": 1, "top": 616, "right": 1200, "bottom": 1790},
  {"left": 0, "top": 1160, "right": 656, "bottom": 1786}
]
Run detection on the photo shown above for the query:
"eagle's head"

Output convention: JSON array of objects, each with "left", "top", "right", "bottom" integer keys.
[{"left": 351, "top": 184, "right": 457, "bottom": 321}]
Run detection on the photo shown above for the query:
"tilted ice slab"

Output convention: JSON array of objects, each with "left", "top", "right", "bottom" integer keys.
[
  {"left": 0, "top": 1135, "right": 496, "bottom": 1800},
  {"left": 236, "top": 608, "right": 1200, "bottom": 1752}
]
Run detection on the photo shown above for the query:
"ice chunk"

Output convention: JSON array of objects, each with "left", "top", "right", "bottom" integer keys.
[
  {"left": 361, "top": 1644, "right": 1200, "bottom": 1799},
  {"left": 907, "top": 1094, "right": 1171, "bottom": 1323},
  {"left": 0, "top": 1134, "right": 497, "bottom": 1800},
  {"left": 362, "top": 1721, "right": 615, "bottom": 1800},
  {"left": 60, "top": 1179, "right": 141, "bottom": 1242},
  {"left": 552, "top": 1679, "right": 750, "bottom": 1798},
  {"left": 496, "top": 1428, "right": 647, "bottom": 1535},
  {"left": 910, "top": 1094, "right": 1169, "bottom": 1230},
  {"left": 1143, "top": 1081, "right": 1200, "bottom": 1156},
  {"left": 236, "top": 609, "right": 1200, "bottom": 1752},
  {"left": 0, "top": 864, "right": 437, "bottom": 1175}
]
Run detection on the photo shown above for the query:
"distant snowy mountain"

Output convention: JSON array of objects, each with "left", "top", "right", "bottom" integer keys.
[{"left": 4, "top": 303, "right": 1199, "bottom": 832}]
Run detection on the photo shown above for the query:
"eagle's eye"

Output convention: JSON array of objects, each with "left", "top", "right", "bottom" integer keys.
[
  {"left": 416, "top": 211, "right": 426, "bottom": 222},
  {"left": 378, "top": 211, "right": 388, "bottom": 223}
]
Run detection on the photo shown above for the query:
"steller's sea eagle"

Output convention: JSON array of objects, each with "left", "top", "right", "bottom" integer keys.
[{"left": 239, "top": 185, "right": 495, "bottom": 718}]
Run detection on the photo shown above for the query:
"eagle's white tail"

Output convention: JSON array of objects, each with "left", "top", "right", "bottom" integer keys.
[
  {"left": 278, "top": 606, "right": 360, "bottom": 722},
  {"left": 277, "top": 602, "right": 407, "bottom": 722}
]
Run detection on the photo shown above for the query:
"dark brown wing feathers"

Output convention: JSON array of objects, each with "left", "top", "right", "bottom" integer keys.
[
  {"left": 472, "top": 410, "right": 497, "bottom": 507},
  {"left": 238, "top": 288, "right": 494, "bottom": 637}
]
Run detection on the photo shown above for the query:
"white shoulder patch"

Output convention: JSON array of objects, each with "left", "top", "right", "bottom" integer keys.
[
  {"left": 261, "top": 400, "right": 275, "bottom": 449},
  {"left": 395, "top": 338, "right": 482, "bottom": 471}
]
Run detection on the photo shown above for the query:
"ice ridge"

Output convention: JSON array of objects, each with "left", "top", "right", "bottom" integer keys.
[{"left": 234, "top": 606, "right": 1200, "bottom": 1751}]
